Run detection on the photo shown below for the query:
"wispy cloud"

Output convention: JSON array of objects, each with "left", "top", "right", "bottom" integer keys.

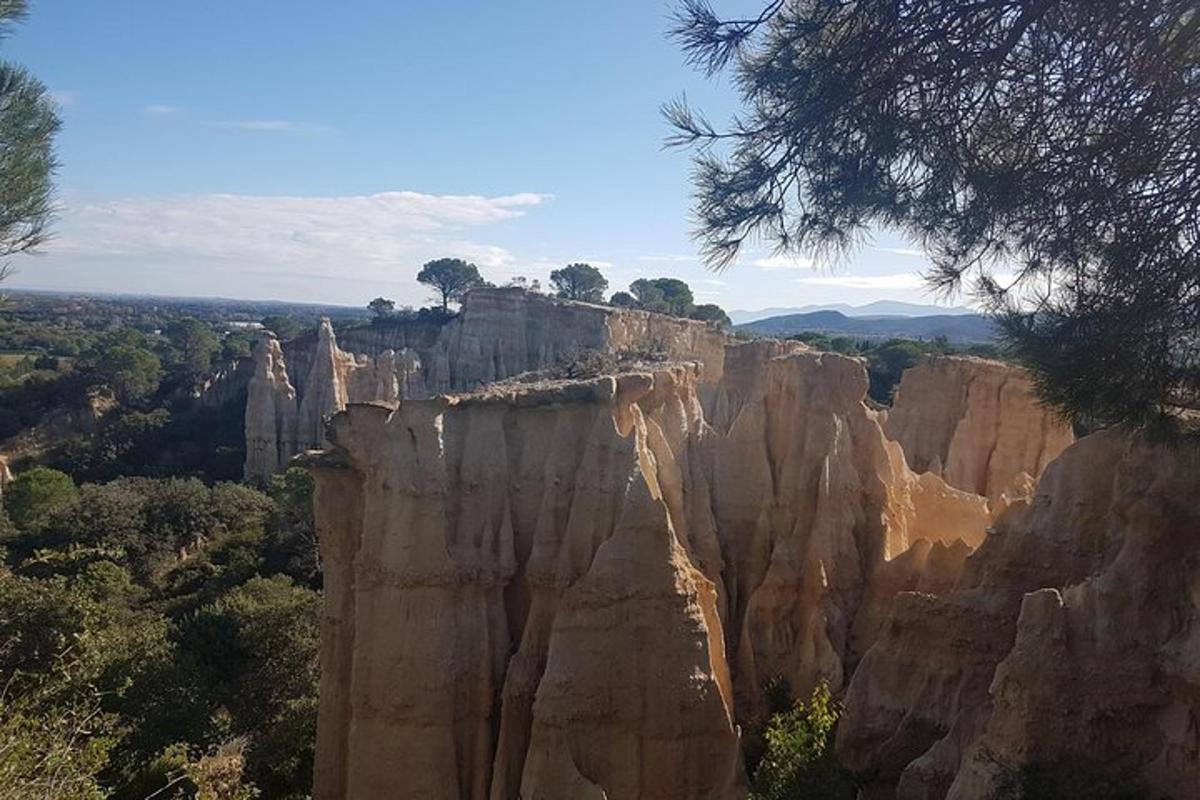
[
  {"left": 638, "top": 253, "right": 695, "bottom": 263},
  {"left": 795, "top": 272, "right": 925, "bottom": 290},
  {"left": 145, "top": 104, "right": 180, "bottom": 116},
  {"left": 52, "top": 190, "right": 552, "bottom": 279},
  {"left": 874, "top": 246, "right": 926, "bottom": 258},
  {"left": 207, "top": 119, "right": 331, "bottom": 134},
  {"left": 750, "top": 254, "right": 816, "bottom": 270},
  {"left": 50, "top": 90, "right": 79, "bottom": 108}
]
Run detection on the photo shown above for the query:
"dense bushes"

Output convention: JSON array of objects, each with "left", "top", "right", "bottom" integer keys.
[
  {"left": 0, "top": 295, "right": 290, "bottom": 484},
  {"left": 0, "top": 467, "right": 320, "bottom": 798}
]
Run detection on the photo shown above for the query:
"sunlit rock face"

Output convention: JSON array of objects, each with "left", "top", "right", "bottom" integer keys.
[
  {"left": 883, "top": 355, "right": 1075, "bottom": 504},
  {"left": 837, "top": 431, "right": 1200, "bottom": 800},
  {"left": 243, "top": 335, "right": 298, "bottom": 481},
  {"left": 304, "top": 343, "right": 989, "bottom": 800},
  {"left": 297, "top": 303, "right": 1197, "bottom": 800},
  {"left": 243, "top": 320, "right": 421, "bottom": 482},
  {"left": 244, "top": 288, "right": 729, "bottom": 483}
]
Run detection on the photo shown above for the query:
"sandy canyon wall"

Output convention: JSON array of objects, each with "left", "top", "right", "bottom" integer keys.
[
  {"left": 884, "top": 356, "right": 1075, "bottom": 503},
  {"left": 838, "top": 431, "right": 1200, "bottom": 799},
  {"left": 295, "top": 299, "right": 1195, "bottom": 799},
  {"left": 303, "top": 343, "right": 1002, "bottom": 799},
  {"left": 244, "top": 288, "right": 727, "bottom": 482}
]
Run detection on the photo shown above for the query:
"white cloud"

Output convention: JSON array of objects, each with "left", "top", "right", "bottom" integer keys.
[
  {"left": 699, "top": 278, "right": 726, "bottom": 285},
  {"left": 207, "top": 119, "right": 331, "bottom": 133},
  {"left": 50, "top": 90, "right": 78, "bottom": 108},
  {"left": 145, "top": 104, "right": 180, "bottom": 116},
  {"left": 51, "top": 190, "right": 552, "bottom": 282},
  {"left": 638, "top": 253, "right": 695, "bottom": 263},
  {"left": 794, "top": 272, "right": 925, "bottom": 290},
  {"left": 874, "top": 246, "right": 925, "bottom": 257},
  {"left": 750, "top": 253, "right": 816, "bottom": 270}
]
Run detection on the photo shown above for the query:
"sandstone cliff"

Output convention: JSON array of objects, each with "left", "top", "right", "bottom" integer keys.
[
  {"left": 304, "top": 343, "right": 990, "bottom": 799},
  {"left": 243, "top": 335, "right": 299, "bottom": 481},
  {"left": 245, "top": 320, "right": 430, "bottom": 482},
  {"left": 306, "top": 369, "right": 744, "bottom": 800},
  {"left": 837, "top": 431, "right": 1200, "bottom": 799},
  {"left": 246, "top": 289, "right": 729, "bottom": 482},
  {"left": 293, "top": 299, "right": 1197, "bottom": 800},
  {"left": 884, "top": 356, "right": 1075, "bottom": 503}
]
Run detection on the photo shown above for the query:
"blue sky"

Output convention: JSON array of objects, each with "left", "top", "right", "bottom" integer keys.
[{"left": 7, "top": 0, "right": 963, "bottom": 311}]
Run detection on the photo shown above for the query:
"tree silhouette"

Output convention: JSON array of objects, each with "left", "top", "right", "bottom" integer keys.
[{"left": 669, "top": 0, "right": 1200, "bottom": 436}]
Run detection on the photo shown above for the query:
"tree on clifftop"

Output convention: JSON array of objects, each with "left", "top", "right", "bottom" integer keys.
[
  {"left": 550, "top": 263, "right": 608, "bottom": 303},
  {"left": 689, "top": 303, "right": 731, "bottom": 328},
  {"left": 609, "top": 291, "right": 638, "bottom": 308},
  {"left": 669, "top": 0, "right": 1200, "bottom": 437},
  {"left": 416, "top": 258, "right": 486, "bottom": 312},
  {"left": 0, "top": 0, "right": 60, "bottom": 283},
  {"left": 631, "top": 277, "right": 694, "bottom": 316}
]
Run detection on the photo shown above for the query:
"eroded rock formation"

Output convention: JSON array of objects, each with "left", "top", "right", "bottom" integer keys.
[
  {"left": 244, "top": 336, "right": 299, "bottom": 481},
  {"left": 245, "top": 320, "right": 430, "bottom": 482},
  {"left": 884, "top": 356, "right": 1075, "bottom": 503},
  {"left": 245, "top": 289, "right": 729, "bottom": 482},
  {"left": 837, "top": 431, "right": 1200, "bottom": 799},
  {"left": 304, "top": 343, "right": 991, "bottom": 799},
  {"left": 299, "top": 302, "right": 1197, "bottom": 799}
]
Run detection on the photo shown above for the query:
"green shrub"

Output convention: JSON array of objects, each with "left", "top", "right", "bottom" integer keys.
[
  {"left": 3, "top": 467, "right": 76, "bottom": 531},
  {"left": 750, "top": 681, "right": 857, "bottom": 800}
]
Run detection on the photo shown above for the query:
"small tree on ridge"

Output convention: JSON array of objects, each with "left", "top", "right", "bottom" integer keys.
[
  {"left": 550, "top": 263, "right": 608, "bottom": 303},
  {"left": 416, "top": 258, "right": 485, "bottom": 312}
]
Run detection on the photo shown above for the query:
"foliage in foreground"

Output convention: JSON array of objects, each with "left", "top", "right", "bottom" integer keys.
[
  {"left": 668, "top": 0, "right": 1200, "bottom": 438},
  {"left": 0, "top": 467, "right": 320, "bottom": 798},
  {"left": 0, "top": 0, "right": 60, "bottom": 276}
]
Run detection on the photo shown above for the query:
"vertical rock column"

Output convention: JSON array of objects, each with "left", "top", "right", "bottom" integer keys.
[
  {"left": 297, "top": 318, "right": 354, "bottom": 452},
  {"left": 243, "top": 334, "right": 299, "bottom": 483}
]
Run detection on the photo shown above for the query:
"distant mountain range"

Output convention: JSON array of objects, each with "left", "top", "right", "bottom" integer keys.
[
  {"left": 728, "top": 300, "right": 976, "bottom": 325},
  {"left": 736, "top": 309, "right": 997, "bottom": 344}
]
